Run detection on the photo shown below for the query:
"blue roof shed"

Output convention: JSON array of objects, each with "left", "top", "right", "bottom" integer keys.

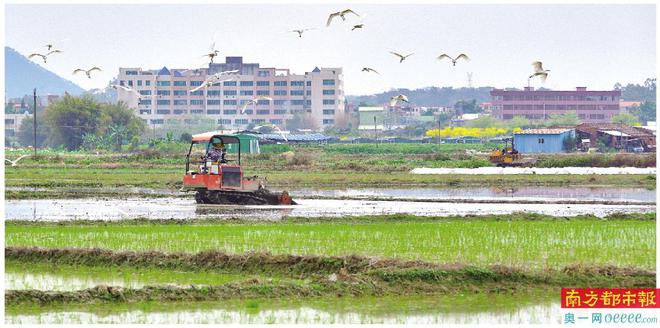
[{"left": 513, "top": 128, "right": 575, "bottom": 153}]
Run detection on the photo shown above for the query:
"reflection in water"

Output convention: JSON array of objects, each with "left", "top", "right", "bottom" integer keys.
[
  {"left": 5, "top": 197, "right": 654, "bottom": 222},
  {"left": 6, "top": 295, "right": 561, "bottom": 324}
]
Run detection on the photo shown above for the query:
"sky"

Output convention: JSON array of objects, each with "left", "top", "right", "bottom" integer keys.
[{"left": 4, "top": 3, "right": 657, "bottom": 95}]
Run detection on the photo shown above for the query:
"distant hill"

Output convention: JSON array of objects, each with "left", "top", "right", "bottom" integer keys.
[
  {"left": 347, "top": 86, "right": 495, "bottom": 107},
  {"left": 5, "top": 46, "right": 86, "bottom": 98}
]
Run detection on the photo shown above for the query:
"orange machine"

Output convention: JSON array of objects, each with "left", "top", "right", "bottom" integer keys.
[{"left": 182, "top": 132, "right": 295, "bottom": 205}]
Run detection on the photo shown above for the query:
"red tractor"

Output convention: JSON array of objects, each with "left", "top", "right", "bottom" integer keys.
[{"left": 182, "top": 132, "right": 295, "bottom": 205}]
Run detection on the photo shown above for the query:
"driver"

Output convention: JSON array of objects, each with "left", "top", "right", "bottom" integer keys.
[{"left": 207, "top": 140, "right": 226, "bottom": 162}]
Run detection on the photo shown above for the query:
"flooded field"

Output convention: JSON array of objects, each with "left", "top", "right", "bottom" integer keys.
[
  {"left": 411, "top": 167, "right": 656, "bottom": 175},
  {"left": 5, "top": 196, "right": 654, "bottom": 221},
  {"left": 6, "top": 293, "right": 559, "bottom": 324}
]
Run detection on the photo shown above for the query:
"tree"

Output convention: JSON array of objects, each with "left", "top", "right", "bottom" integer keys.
[
  {"left": 546, "top": 112, "right": 579, "bottom": 126},
  {"left": 454, "top": 99, "right": 481, "bottom": 115},
  {"left": 17, "top": 116, "right": 49, "bottom": 148},
  {"left": 563, "top": 135, "right": 577, "bottom": 152},
  {"left": 611, "top": 113, "right": 640, "bottom": 126},
  {"left": 507, "top": 116, "right": 531, "bottom": 129},
  {"left": 179, "top": 132, "right": 192, "bottom": 143},
  {"left": 629, "top": 101, "right": 656, "bottom": 125}
]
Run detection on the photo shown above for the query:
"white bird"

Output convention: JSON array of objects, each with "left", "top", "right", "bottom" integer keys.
[
  {"left": 111, "top": 84, "right": 142, "bottom": 99},
  {"left": 254, "top": 123, "right": 288, "bottom": 142},
  {"left": 437, "top": 53, "right": 470, "bottom": 66},
  {"left": 352, "top": 24, "right": 364, "bottom": 31},
  {"left": 188, "top": 72, "right": 237, "bottom": 93},
  {"left": 389, "top": 94, "right": 409, "bottom": 106},
  {"left": 327, "top": 9, "right": 360, "bottom": 26},
  {"left": 389, "top": 51, "right": 414, "bottom": 63},
  {"left": 241, "top": 96, "right": 274, "bottom": 114},
  {"left": 529, "top": 61, "right": 550, "bottom": 82},
  {"left": 73, "top": 67, "right": 102, "bottom": 78},
  {"left": 290, "top": 28, "right": 315, "bottom": 38},
  {"left": 5, "top": 155, "right": 28, "bottom": 167},
  {"left": 361, "top": 67, "right": 379, "bottom": 74}
]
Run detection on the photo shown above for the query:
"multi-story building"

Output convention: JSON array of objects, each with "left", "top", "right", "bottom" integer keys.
[
  {"left": 490, "top": 87, "right": 621, "bottom": 123},
  {"left": 116, "top": 57, "right": 345, "bottom": 130}
]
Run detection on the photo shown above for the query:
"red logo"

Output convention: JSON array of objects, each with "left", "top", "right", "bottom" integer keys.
[{"left": 561, "top": 288, "right": 659, "bottom": 308}]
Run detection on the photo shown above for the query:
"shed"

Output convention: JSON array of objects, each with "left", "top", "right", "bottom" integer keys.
[
  {"left": 513, "top": 128, "right": 575, "bottom": 153},
  {"left": 232, "top": 134, "right": 261, "bottom": 154}
]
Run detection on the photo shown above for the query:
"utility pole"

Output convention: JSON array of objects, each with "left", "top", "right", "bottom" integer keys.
[
  {"left": 33, "top": 88, "right": 37, "bottom": 156},
  {"left": 373, "top": 115, "right": 377, "bottom": 146}
]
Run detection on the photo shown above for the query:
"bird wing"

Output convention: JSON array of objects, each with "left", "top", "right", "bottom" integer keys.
[
  {"left": 73, "top": 69, "right": 85, "bottom": 75},
  {"left": 341, "top": 9, "right": 359, "bottom": 17},
  {"left": 327, "top": 12, "right": 339, "bottom": 26},
  {"left": 28, "top": 53, "right": 45, "bottom": 59},
  {"left": 218, "top": 69, "right": 239, "bottom": 76},
  {"left": 240, "top": 101, "right": 251, "bottom": 114},
  {"left": 539, "top": 72, "right": 548, "bottom": 83},
  {"left": 532, "top": 61, "right": 544, "bottom": 72},
  {"left": 89, "top": 67, "right": 102, "bottom": 73},
  {"left": 389, "top": 97, "right": 398, "bottom": 106},
  {"left": 456, "top": 54, "right": 470, "bottom": 62},
  {"left": 437, "top": 54, "right": 451, "bottom": 61},
  {"left": 257, "top": 96, "right": 273, "bottom": 101},
  {"left": 404, "top": 53, "right": 414, "bottom": 58},
  {"left": 189, "top": 84, "right": 205, "bottom": 93},
  {"left": 400, "top": 95, "right": 409, "bottom": 102},
  {"left": 46, "top": 50, "right": 62, "bottom": 56},
  {"left": 389, "top": 51, "right": 404, "bottom": 59}
]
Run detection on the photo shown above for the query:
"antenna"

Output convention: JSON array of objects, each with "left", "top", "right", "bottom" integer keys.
[{"left": 466, "top": 72, "right": 473, "bottom": 88}]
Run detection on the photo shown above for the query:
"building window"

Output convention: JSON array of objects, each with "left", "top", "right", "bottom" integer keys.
[
  {"left": 191, "top": 109, "right": 204, "bottom": 114},
  {"left": 252, "top": 119, "right": 266, "bottom": 124},
  {"left": 274, "top": 109, "right": 287, "bottom": 115},
  {"left": 139, "top": 90, "right": 151, "bottom": 95},
  {"left": 173, "top": 81, "right": 186, "bottom": 86},
  {"left": 240, "top": 90, "right": 254, "bottom": 96},
  {"left": 190, "top": 100, "right": 203, "bottom": 105},
  {"left": 157, "top": 100, "right": 170, "bottom": 105},
  {"left": 190, "top": 90, "right": 203, "bottom": 96},
  {"left": 270, "top": 119, "right": 283, "bottom": 124},
  {"left": 291, "top": 100, "right": 304, "bottom": 105},
  {"left": 224, "top": 100, "right": 237, "bottom": 105},
  {"left": 207, "top": 110, "right": 221, "bottom": 115},
  {"left": 290, "top": 90, "right": 304, "bottom": 96},
  {"left": 538, "top": 138, "right": 545, "bottom": 144},
  {"left": 190, "top": 81, "right": 203, "bottom": 86},
  {"left": 323, "top": 89, "right": 335, "bottom": 95},
  {"left": 323, "top": 119, "right": 335, "bottom": 124},
  {"left": 207, "top": 90, "right": 221, "bottom": 96},
  {"left": 150, "top": 119, "right": 164, "bottom": 124},
  {"left": 125, "top": 70, "right": 138, "bottom": 75},
  {"left": 157, "top": 81, "right": 170, "bottom": 87},
  {"left": 156, "top": 109, "right": 170, "bottom": 115},
  {"left": 323, "top": 109, "right": 335, "bottom": 115},
  {"left": 257, "top": 71, "right": 270, "bottom": 77},
  {"left": 239, "top": 81, "right": 253, "bottom": 87},
  {"left": 145, "top": 80, "right": 151, "bottom": 86},
  {"left": 173, "top": 100, "right": 187, "bottom": 106},
  {"left": 291, "top": 80, "right": 304, "bottom": 86},
  {"left": 274, "top": 80, "right": 287, "bottom": 86},
  {"left": 256, "top": 81, "right": 270, "bottom": 86},
  {"left": 224, "top": 90, "right": 237, "bottom": 96},
  {"left": 274, "top": 90, "right": 287, "bottom": 96},
  {"left": 127, "top": 80, "right": 133, "bottom": 87},
  {"left": 257, "top": 109, "right": 270, "bottom": 115},
  {"left": 306, "top": 90, "right": 311, "bottom": 96},
  {"left": 224, "top": 81, "right": 237, "bottom": 86},
  {"left": 224, "top": 110, "right": 237, "bottom": 115},
  {"left": 323, "top": 79, "right": 335, "bottom": 86},
  {"left": 139, "top": 99, "right": 152, "bottom": 105},
  {"left": 219, "top": 119, "right": 232, "bottom": 125},
  {"left": 172, "top": 90, "right": 186, "bottom": 96},
  {"left": 306, "top": 81, "right": 311, "bottom": 86},
  {"left": 274, "top": 100, "right": 287, "bottom": 105},
  {"left": 257, "top": 99, "right": 270, "bottom": 105},
  {"left": 139, "top": 109, "right": 151, "bottom": 115},
  {"left": 207, "top": 100, "right": 221, "bottom": 105},
  {"left": 235, "top": 119, "right": 248, "bottom": 124},
  {"left": 137, "top": 80, "right": 142, "bottom": 86},
  {"left": 243, "top": 109, "right": 253, "bottom": 114},
  {"left": 174, "top": 109, "right": 187, "bottom": 115},
  {"left": 157, "top": 90, "right": 170, "bottom": 96},
  {"left": 5, "top": 119, "right": 15, "bottom": 124},
  {"left": 323, "top": 99, "right": 335, "bottom": 105},
  {"left": 256, "top": 90, "right": 270, "bottom": 96}
]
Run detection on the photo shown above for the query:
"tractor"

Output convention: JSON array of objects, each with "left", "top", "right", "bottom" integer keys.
[
  {"left": 182, "top": 132, "right": 295, "bottom": 205},
  {"left": 489, "top": 137, "right": 536, "bottom": 167}
]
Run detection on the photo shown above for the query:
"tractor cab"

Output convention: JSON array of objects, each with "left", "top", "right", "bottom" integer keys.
[{"left": 182, "top": 131, "right": 295, "bottom": 205}]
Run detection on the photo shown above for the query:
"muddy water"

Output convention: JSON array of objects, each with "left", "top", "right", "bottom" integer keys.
[
  {"left": 411, "top": 167, "right": 656, "bottom": 175},
  {"left": 4, "top": 197, "right": 654, "bottom": 221},
  {"left": 6, "top": 294, "right": 560, "bottom": 324},
  {"left": 294, "top": 187, "right": 656, "bottom": 203}
]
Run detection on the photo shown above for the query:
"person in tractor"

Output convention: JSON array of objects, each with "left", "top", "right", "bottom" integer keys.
[{"left": 207, "top": 140, "right": 226, "bottom": 163}]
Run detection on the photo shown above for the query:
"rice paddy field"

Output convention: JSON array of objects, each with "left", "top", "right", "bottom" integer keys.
[{"left": 4, "top": 145, "right": 657, "bottom": 324}]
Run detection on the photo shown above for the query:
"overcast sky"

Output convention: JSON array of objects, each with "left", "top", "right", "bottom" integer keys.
[{"left": 5, "top": 3, "right": 656, "bottom": 95}]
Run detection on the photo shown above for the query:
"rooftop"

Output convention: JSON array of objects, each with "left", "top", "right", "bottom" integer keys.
[{"left": 514, "top": 128, "right": 573, "bottom": 135}]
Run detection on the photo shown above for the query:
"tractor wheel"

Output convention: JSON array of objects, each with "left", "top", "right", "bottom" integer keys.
[{"left": 195, "top": 190, "right": 211, "bottom": 204}]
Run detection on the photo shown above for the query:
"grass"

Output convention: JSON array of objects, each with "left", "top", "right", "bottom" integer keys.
[
  {"left": 6, "top": 218, "right": 655, "bottom": 270},
  {"left": 5, "top": 260, "right": 268, "bottom": 291}
]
